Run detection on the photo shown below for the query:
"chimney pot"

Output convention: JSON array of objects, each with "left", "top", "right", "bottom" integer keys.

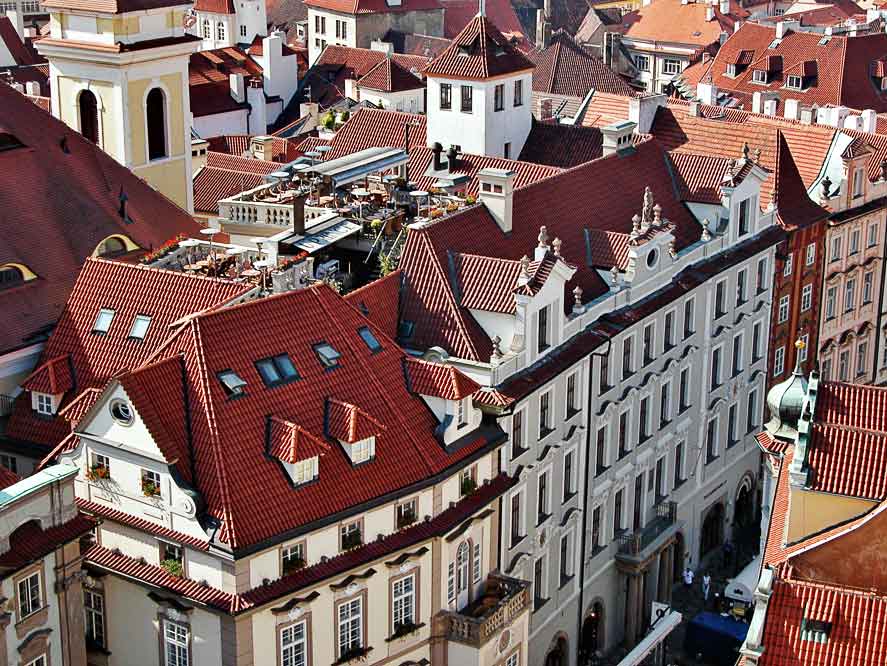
[{"left": 477, "top": 168, "right": 516, "bottom": 234}]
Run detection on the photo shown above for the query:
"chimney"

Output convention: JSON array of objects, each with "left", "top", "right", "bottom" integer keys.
[
  {"left": 763, "top": 99, "right": 777, "bottom": 116},
  {"left": 862, "top": 108, "right": 877, "bottom": 133},
  {"left": 752, "top": 90, "right": 779, "bottom": 114},
  {"left": 370, "top": 40, "right": 393, "bottom": 56},
  {"left": 230, "top": 73, "right": 245, "bottom": 103},
  {"left": 24, "top": 80, "right": 40, "bottom": 96},
  {"left": 300, "top": 101, "right": 319, "bottom": 132},
  {"left": 431, "top": 142, "right": 445, "bottom": 171},
  {"left": 843, "top": 115, "right": 863, "bottom": 131},
  {"left": 689, "top": 101, "right": 701, "bottom": 117},
  {"left": 446, "top": 145, "right": 459, "bottom": 173},
  {"left": 783, "top": 98, "right": 799, "bottom": 120},
  {"left": 601, "top": 120, "right": 637, "bottom": 156},
  {"left": 628, "top": 93, "right": 667, "bottom": 133},
  {"left": 191, "top": 137, "right": 209, "bottom": 174},
  {"left": 706, "top": 5, "right": 715, "bottom": 21},
  {"left": 719, "top": 0, "right": 729, "bottom": 13},
  {"left": 775, "top": 20, "right": 798, "bottom": 39},
  {"left": 344, "top": 78, "right": 359, "bottom": 101},
  {"left": 477, "top": 168, "right": 516, "bottom": 233},
  {"left": 696, "top": 82, "right": 718, "bottom": 105},
  {"left": 799, "top": 107, "right": 814, "bottom": 124},
  {"left": 251, "top": 135, "right": 274, "bottom": 161},
  {"left": 262, "top": 33, "right": 284, "bottom": 98}
]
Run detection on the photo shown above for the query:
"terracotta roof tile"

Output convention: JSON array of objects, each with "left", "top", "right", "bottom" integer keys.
[
  {"left": 21, "top": 355, "right": 74, "bottom": 394},
  {"left": 532, "top": 30, "right": 634, "bottom": 98},
  {"left": 0, "top": 465, "right": 20, "bottom": 490},
  {"left": 325, "top": 398, "right": 386, "bottom": 442},
  {"left": 193, "top": 0, "right": 234, "bottom": 12},
  {"left": 267, "top": 417, "right": 331, "bottom": 463},
  {"left": 806, "top": 423, "right": 887, "bottom": 500},
  {"left": 304, "top": 0, "right": 441, "bottom": 14},
  {"left": 442, "top": 0, "right": 531, "bottom": 50},
  {"left": 193, "top": 152, "right": 278, "bottom": 214},
  {"left": 0, "top": 514, "right": 96, "bottom": 576},
  {"left": 518, "top": 121, "right": 609, "bottom": 168},
  {"left": 76, "top": 497, "right": 210, "bottom": 550},
  {"left": 618, "top": 0, "right": 748, "bottom": 47},
  {"left": 342, "top": 269, "right": 402, "bottom": 340},
  {"left": 451, "top": 252, "right": 523, "bottom": 314},
  {"left": 772, "top": 131, "right": 830, "bottom": 230},
  {"left": 205, "top": 135, "right": 298, "bottom": 162},
  {"left": 424, "top": 14, "right": 536, "bottom": 80},
  {"left": 816, "top": 381, "right": 887, "bottom": 432},
  {"left": 403, "top": 357, "right": 481, "bottom": 399},
  {"left": 41, "top": 0, "right": 186, "bottom": 14},
  {"left": 358, "top": 57, "right": 424, "bottom": 92}
]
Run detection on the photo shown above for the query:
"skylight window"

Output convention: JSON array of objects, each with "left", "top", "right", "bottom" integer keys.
[
  {"left": 313, "top": 342, "right": 342, "bottom": 369},
  {"left": 357, "top": 301, "right": 369, "bottom": 316},
  {"left": 255, "top": 353, "right": 300, "bottom": 387},
  {"left": 398, "top": 320, "right": 415, "bottom": 340},
  {"left": 128, "top": 314, "right": 151, "bottom": 340},
  {"left": 358, "top": 327, "right": 381, "bottom": 352},
  {"left": 217, "top": 369, "right": 247, "bottom": 398},
  {"left": 93, "top": 308, "right": 116, "bottom": 334}
]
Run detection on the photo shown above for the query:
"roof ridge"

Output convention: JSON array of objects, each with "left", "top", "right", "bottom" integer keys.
[
  {"left": 85, "top": 255, "right": 252, "bottom": 289},
  {"left": 812, "top": 421, "right": 887, "bottom": 438}
]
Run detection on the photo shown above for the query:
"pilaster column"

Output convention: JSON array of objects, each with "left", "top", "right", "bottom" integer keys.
[{"left": 625, "top": 572, "right": 642, "bottom": 648}]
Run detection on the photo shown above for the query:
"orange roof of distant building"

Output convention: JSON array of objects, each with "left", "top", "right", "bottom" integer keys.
[
  {"left": 617, "top": 0, "right": 748, "bottom": 47},
  {"left": 358, "top": 56, "right": 425, "bottom": 92},
  {"left": 193, "top": 151, "right": 279, "bottom": 214},
  {"left": 532, "top": 30, "right": 635, "bottom": 98},
  {"left": 303, "top": 0, "right": 441, "bottom": 14}
]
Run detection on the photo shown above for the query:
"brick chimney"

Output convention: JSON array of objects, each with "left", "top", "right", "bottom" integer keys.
[{"left": 478, "top": 168, "right": 516, "bottom": 233}]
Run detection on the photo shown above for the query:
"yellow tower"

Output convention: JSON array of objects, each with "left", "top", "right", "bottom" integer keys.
[{"left": 37, "top": 0, "right": 200, "bottom": 212}]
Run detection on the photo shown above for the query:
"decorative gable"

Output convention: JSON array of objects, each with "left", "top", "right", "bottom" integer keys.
[
  {"left": 23, "top": 355, "right": 73, "bottom": 415},
  {"left": 267, "top": 416, "right": 330, "bottom": 485},
  {"left": 324, "top": 399, "right": 385, "bottom": 465}
]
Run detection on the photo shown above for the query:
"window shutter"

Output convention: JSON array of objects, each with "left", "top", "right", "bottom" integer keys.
[
  {"left": 472, "top": 543, "right": 482, "bottom": 583},
  {"left": 447, "top": 562, "right": 456, "bottom": 605}
]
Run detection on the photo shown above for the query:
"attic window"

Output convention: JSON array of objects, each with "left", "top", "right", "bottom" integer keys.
[
  {"left": 786, "top": 75, "right": 803, "bottom": 90},
  {"left": 0, "top": 266, "right": 24, "bottom": 289},
  {"left": 495, "top": 45, "right": 505, "bottom": 57},
  {"left": 255, "top": 353, "right": 300, "bottom": 387},
  {"left": 128, "top": 315, "right": 151, "bottom": 340},
  {"left": 458, "top": 44, "right": 472, "bottom": 57},
  {"left": 398, "top": 320, "right": 415, "bottom": 339},
  {"left": 357, "top": 301, "right": 369, "bottom": 316},
  {"left": 313, "top": 342, "right": 341, "bottom": 369},
  {"left": 217, "top": 369, "right": 247, "bottom": 398},
  {"left": 93, "top": 308, "right": 116, "bottom": 335},
  {"left": 752, "top": 70, "right": 768, "bottom": 84},
  {"left": 726, "top": 64, "right": 737, "bottom": 77},
  {"left": 800, "top": 618, "right": 831, "bottom": 643},
  {"left": 358, "top": 326, "right": 381, "bottom": 352},
  {"left": 0, "top": 132, "right": 24, "bottom": 152}
]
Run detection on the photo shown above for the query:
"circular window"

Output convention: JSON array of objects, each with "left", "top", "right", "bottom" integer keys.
[
  {"left": 110, "top": 399, "right": 133, "bottom": 426},
  {"left": 646, "top": 248, "right": 659, "bottom": 268}
]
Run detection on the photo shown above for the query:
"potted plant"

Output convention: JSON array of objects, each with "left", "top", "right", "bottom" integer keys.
[
  {"left": 142, "top": 479, "right": 160, "bottom": 497},
  {"left": 160, "top": 559, "right": 184, "bottom": 578},
  {"left": 429, "top": 208, "right": 444, "bottom": 219},
  {"left": 282, "top": 556, "right": 306, "bottom": 576},
  {"left": 342, "top": 527, "right": 362, "bottom": 550},
  {"left": 396, "top": 506, "right": 416, "bottom": 529},
  {"left": 465, "top": 195, "right": 476, "bottom": 205},
  {"left": 86, "top": 464, "right": 110, "bottom": 482},
  {"left": 460, "top": 475, "right": 477, "bottom": 496}
]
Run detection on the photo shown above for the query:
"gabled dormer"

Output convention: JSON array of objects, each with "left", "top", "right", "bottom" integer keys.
[
  {"left": 403, "top": 358, "right": 482, "bottom": 446},
  {"left": 840, "top": 135, "right": 873, "bottom": 204},
  {"left": 717, "top": 144, "right": 769, "bottom": 244},
  {"left": 267, "top": 416, "right": 330, "bottom": 484},
  {"left": 21, "top": 354, "right": 74, "bottom": 416},
  {"left": 324, "top": 398, "right": 385, "bottom": 465}
]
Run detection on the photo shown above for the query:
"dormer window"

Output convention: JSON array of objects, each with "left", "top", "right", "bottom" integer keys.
[
  {"left": 349, "top": 437, "right": 375, "bottom": 464},
  {"left": 786, "top": 75, "right": 803, "bottom": 90},
  {"left": 357, "top": 327, "right": 381, "bottom": 352},
  {"left": 291, "top": 456, "right": 318, "bottom": 484},
  {"left": 456, "top": 397, "right": 469, "bottom": 428},
  {"left": 800, "top": 618, "right": 831, "bottom": 643},
  {"left": 217, "top": 369, "right": 247, "bottom": 398},
  {"left": 314, "top": 342, "right": 341, "bottom": 369},
  {"left": 255, "top": 353, "right": 300, "bottom": 387},
  {"left": 853, "top": 168, "right": 865, "bottom": 198},
  {"left": 34, "top": 392, "right": 55, "bottom": 416},
  {"left": 398, "top": 320, "right": 414, "bottom": 340},
  {"left": 458, "top": 44, "right": 470, "bottom": 57},
  {"left": 537, "top": 305, "right": 550, "bottom": 353},
  {"left": 128, "top": 314, "right": 151, "bottom": 340},
  {"left": 752, "top": 69, "right": 767, "bottom": 84},
  {"left": 93, "top": 308, "right": 115, "bottom": 334},
  {"left": 726, "top": 64, "right": 737, "bottom": 77}
]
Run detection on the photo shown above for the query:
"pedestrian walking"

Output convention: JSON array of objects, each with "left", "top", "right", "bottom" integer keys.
[
  {"left": 683, "top": 567, "right": 694, "bottom": 588},
  {"left": 702, "top": 573, "right": 711, "bottom": 601},
  {"left": 723, "top": 540, "right": 734, "bottom": 572}
]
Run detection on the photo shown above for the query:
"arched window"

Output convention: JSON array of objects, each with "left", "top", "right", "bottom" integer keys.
[
  {"left": 0, "top": 265, "right": 24, "bottom": 289},
  {"left": 217, "top": 21, "right": 226, "bottom": 41},
  {"left": 97, "top": 236, "right": 127, "bottom": 257},
  {"left": 146, "top": 88, "right": 167, "bottom": 160},
  {"left": 79, "top": 89, "right": 99, "bottom": 144},
  {"left": 202, "top": 18, "right": 210, "bottom": 39}
]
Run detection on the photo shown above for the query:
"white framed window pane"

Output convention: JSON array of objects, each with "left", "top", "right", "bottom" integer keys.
[
  {"left": 164, "top": 621, "right": 189, "bottom": 666},
  {"left": 281, "top": 620, "right": 307, "bottom": 666}
]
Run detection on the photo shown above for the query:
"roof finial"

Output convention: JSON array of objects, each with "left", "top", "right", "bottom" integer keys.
[
  {"left": 701, "top": 218, "right": 712, "bottom": 241},
  {"left": 573, "top": 285, "right": 583, "bottom": 311},
  {"left": 793, "top": 337, "right": 806, "bottom": 375},
  {"left": 552, "top": 237, "right": 562, "bottom": 257},
  {"left": 742, "top": 141, "right": 750, "bottom": 160},
  {"left": 537, "top": 225, "right": 549, "bottom": 248},
  {"left": 478, "top": 0, "right": 485, "bottom": 16},
  {"left": 491, "top": 334, "right": 502, "bottom": 359},
  {"left": 610, "top": 266, "right": 619, "bottom": 290},
  {"left": 519, "top": 254, "right": 531, "bottom": 279},
  {"left": 754, "top": 147, "right": 762, "bottom": 163}
]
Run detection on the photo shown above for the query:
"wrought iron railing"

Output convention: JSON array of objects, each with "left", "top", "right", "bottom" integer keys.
[{"left": 617, "top": 501, "right": 678, "bottom": 556}]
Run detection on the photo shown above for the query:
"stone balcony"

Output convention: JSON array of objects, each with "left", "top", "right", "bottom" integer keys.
[
  {"left": 438, "top": 574, "right": 530, "bottom": 648},
  {"left": 616, "top": 500, "right": 681, "bottom": 570}
]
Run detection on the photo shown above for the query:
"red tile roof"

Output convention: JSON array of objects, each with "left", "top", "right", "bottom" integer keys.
[
  {"left": 41, "top": 0, "right": 186, "bottom": 14},
  {"left": 115, "top": 284, "right": 501, "bottom": 550},
  {"left": 342, "top": 269, "right": 402, "bottom": 340},
  {"left": 403, "top": 357, "right": 480, "bottom": 399},
  {"left": 6, "top": 259, "right": 251, "bottom": 451},
  {"left": 76, "top": 497, "right": 210, "bottom": 550},
  {"left": 617, "top": 0, "right": 748, "bottom": 46},
  {"left": 325, "top": 398, "right": 385, "bottom": 442},
  {"left": 0, "top": 17, "right": 39, "bottom": 66},
  {"left": 579, "top": 90, "right": 633, "bottom": 127},
  {"left": 0, "top": 514, "right": 96, "bottom": 577},
  {"left": 442, "top": 0, "right": 531, "bottom": 49},
  {"left": 268, "top": 416, "right": 331, "bottom": 463},
  {"left": 772, "top": 130, "right": 830, "bottom": 230},
  {"left": 303, "top": 0, "right": 441, "bottom": 14},
  {"left": 518, "top": 121, "right": 609, "bottom": 168},
  {"left": 424, "top": 14, "right": 536, "bottom": 80},
  {"left": 686, "top": 22, "right": 887, "bottom": 112},
  {"left": 0, "top": 465, "right": 20, "bottom": 490},
  {"left": 21, "top": 355, "right": 74, "bottom": 395},
  {"left": 806, "top": 424, "right": 887, "bottom": 500},
  {"left": 358, "top": 56, "right": 424, "bottom": 92},
  {"left": 205, "top": 134, "right": 298, "bottom": 162},
  {"left": 397, "top": 137, "right": 699, "bottom": 360},
  {"left": 816, "top": 381, "right": 887, "bottom": 432},
  {"left": 668, "top": 151, "right": 733, "bottom": 204},
  {"left": 193, "top": 151, "right": 279, "bottom": 213},
  {"left": 194, "top": 0, "right": 234, "bottom": 12},
  {"left": 450, "top": 253, "right": 524, "bottom": 314},
  {"left": 0, "top": 84, "right": 202, "bottom": 357},
  {"left": 532, "top": 30, "right": 635, "bottom": 98}
]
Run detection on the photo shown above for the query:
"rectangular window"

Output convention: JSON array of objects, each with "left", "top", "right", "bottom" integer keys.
[
  {"left": 663, "top": 58, "right": 681, "bottom": 74},
  {"left": 533, "top": 556, "right": 547, "bottom": 607},
  {"left": 280, "top": 620, "right": 307, "bottom": 666},
  {"left": 141, "top": 469, "right": 161, "bottom": 497},
  {"left": 335, "top": 19, "right": 340, "bottom": 37},
  {"left": 563, "top": 450, "right": 574, "bottom": 501},
  {"left": 313, "top": 342, "right": 341, "bottom": 369},
  {"left": 160, "top": 541, "right": 183, "bottom": 566},
  {"left": 747, "top": 389, "right": 759, "bottom": 432},
  {"left": 778, "top": 295, "right": 790, "bottom": 323},
  {"left": 732, "top": 334, "right": 743, "bottom": 376},
  {"left": 711, "top": 346, "right": 722, "bottom": 389},
  {"left": 826, "top": 286, "right": 837, "bottom": 319},
  {"left": 511, "top": 410, "right": 524, "bottom": 457},
  {"left": 801, "top": 284, "right": 813, "bottom": 312},
  {"left": 18, "top": 571, "right": 41, "bottom": 619},
  {"left": 537, "top": 305, "right": 549, "bottom": 352},
  {"left": 857, "top": 342, "right": 868, "bottom": 376},
  {"left": 845, "top": 279, "right": 856, "bottom": 311},
  {"left": 595, "top": 426, "right": 607, "bottom": 476},
  {"left": 0, "top": 454, "right": 16, "bottom": 473},
  {"left": 706, "top": 417, "right": 718, "bottom": 463},
  {"left": 643, "top": 323, "right": 654, "bottom": 364},
  {"left": 783, "top": 252, "right": 793, "bottom": 277},
  {"left": 674, "top": 442, "right": 684, "bottom": 488},
  {"left": 655, "top": 456, "right": 665, "bottom": 499},
  {"left": 93, "top": 308, "right": 115, "bottom": 334},
  {"left": 510, "top": 492, "right": 523, "bottom": 545},
  {"left": 440, "top": 83, "right": 451, "bottom": 110},
  {"left": 537, "top": 471, "right": 549, "bottom": 523},
  {"left": 683, "top": 299, "right": 694, "bottom": 338},
  {"left": 634, "top": 54, "right": 650, "bottom": 71},
  {"left": 282, "top": 542, "right": 305, "bottom": 575},
  {"left": 868, "top": 222, "right": 878, "bottom": 248},
  {"left": 633, "top": 473, "right": 644, "bottom": 531},
  {"left": 163, "top": 620, "right": 189, "bottom": 666},
  {"left": 639, "top": 396, "right": 650, "bottom": 441},
  {"left": 129, "top": 314, "right": 151, "bottom": 340},
  {"left": 539, "top": 392, "right": 551, "bottom": 437},
  {"left": 736, "top": 269, "right": 747, "bottom": 306},
  {"left": 320, "top": 16, "right": 325, "bottom": 32},
  {"left": 752, "top": 69, "right": 767, "bottom": 83},
  {"left": 659, "top": 382, "right": 670, "bottom": 427},
  {"left": 514, "top": 79, "right": 523, "bottom": 106},
  {"left": 357, "top": 327, "right": 381, "bottom": 352},
  {"left": 756, "top": 257, "right": 768, "bottom": 293},
  {"left": 853, "top": 170, "right": 864, "bottom": 198},
  {"left": 396, "top": 499, "right": 417, "bottom": 529},
  {"left": 591, "top": 505, "right": 602, "bottom": 550},
  {"left": 314, "top": 15, "right": 319, "bottom": 31},
  {"left": 622, "top": 337, "right": 633, "bottom": 378},
  {"left": 752, "top": 321, "right": 763, "bottom": 361},
  {"left": 494, "top": 84, "right": 504, "bottom": 111},
  {"left": 91, "top": 453, "right": 110, "bottom": 478},
  {"left": 340, "top": 521, "right": 362, "bottom": 550},
  {"left": 798, "top": 333, "right": 808, "bottom": 363},
  {"left": 392, "top": 574, "right": 415, "bottom": 633},
  {"left": 613, "top": 489, "right": 624, "bottom": 535},
  {"left": 566, "top": 373, "right": 578, "bottom": 416},
  {"left": 863, "top": 272, "right": 874, "bottom": 304},
  {"left": 618, "top": 411, "right": 629, "bottom": 458},
  {"left": 599, "top": 352, "right": 610, "bottom": 393},
  {"left": 727, "top": 403, "right": 738, "bottom": 447},
  {"left": 774, "top": 345, "right": 785, "bottom": 377},
  {"left": 715, "top": 280, "right": 726, "bottom": 318},
  {"left": 504, "top": 142, "right": 510, "bottom": 159},
  {"left": 473, "top": 542, "right": 482, "bottom": 583},
  {"left": 664, "top": 311, "right": 675, "bottom": 349},
  {"left": 679, "top": 367, "right": 690, "bottom": 411},
  {"left": 850, "top": 229, "right": 860, "bottom": 254},
  {"left": 786, "top": 74, "right": 803, "bottom": 89},
  {"left": 35, "top": 393, "right": 54, "bottom": 416},
  {"left": 831, "top": 236, "right": 842, "bottom": 262},
  {"left": 460, "top": 85, "right": 472, "bottom": 112},
  {"left": 559, "top": 532, "right": 573, "bottom": 583},
  {"left": 337, "top": 597, "right": 363, "bottom": 658},
  {"left": 737, "top": 199, "right": 750, "bottom": 237},
  {"left": 256, "top": 353, "right": 300, "bottom": 387},
  {"left": 85, "top": 589, "right": 105, "bottom": 648},
  {"left": 805, "top": 242, "right": 816, "bottom": 266},
  {"left": 340, "top": 20, "right": 346, "bottom": 39},
  {"left": 839, "top": 350, "right": 849, "bottom": 381}
]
